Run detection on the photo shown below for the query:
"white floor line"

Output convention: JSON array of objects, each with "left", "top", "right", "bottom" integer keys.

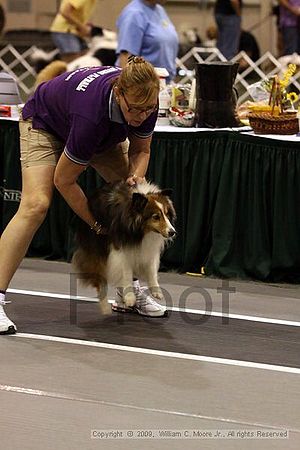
[
  {"left": 7, "top": 288, "right": 96, "bottom": 302},
  {"left": 1, "top": 383, "right": 299, "bottom": 433},
  {"left": 171, "top": 307, "right": 300, "bottom": 327},
  {"left": 7, "top": 287, "right": 300, "bottom": 327},
  {"left": 10, "top": 333, "right": 300, "bottom": 375}
]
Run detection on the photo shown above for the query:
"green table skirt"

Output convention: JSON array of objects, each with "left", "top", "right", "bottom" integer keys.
[{"left": 1, "top": 121, "right": 300, "bottom": 282}]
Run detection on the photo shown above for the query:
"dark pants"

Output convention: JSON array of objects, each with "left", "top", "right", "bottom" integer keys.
[
  {"left": 281, "top": 26, "right": 300, "bottom": 55},
  {"left": 215, "top": 13, "right": 241, "bottom": 60}
]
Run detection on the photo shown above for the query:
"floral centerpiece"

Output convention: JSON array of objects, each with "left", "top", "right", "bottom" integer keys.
[
  {"left": 248, "top": 64, "right": 299, "bottom": 134},
  {"left": 261, "top": 64, "right": 298, "bottom": 110}
]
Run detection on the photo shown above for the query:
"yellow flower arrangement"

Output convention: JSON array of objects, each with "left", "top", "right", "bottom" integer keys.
[
  {"left": 261, "top": 64, "right": 298, "bottom": 109},
  {"left": 248, "top": 65, "right": 299, "bottom": 133},
  {"left": 280, "top": 64, "right": 296, "bottom": 88}
]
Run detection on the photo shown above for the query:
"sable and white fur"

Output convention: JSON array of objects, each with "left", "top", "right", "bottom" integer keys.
[{"left": 73, "top": 181, "right": 176, "bottom": 314}]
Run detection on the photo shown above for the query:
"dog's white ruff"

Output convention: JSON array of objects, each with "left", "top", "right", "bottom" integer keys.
[{"left": 107, "top": 232, "right": 164, "bottom": 289}]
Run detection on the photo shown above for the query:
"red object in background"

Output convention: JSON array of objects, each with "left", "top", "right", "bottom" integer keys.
[{"left": 0, "top": 105, "right": 11, "bottom": 117}]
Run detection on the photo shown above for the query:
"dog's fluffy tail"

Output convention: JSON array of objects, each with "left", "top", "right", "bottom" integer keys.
[{"left": 34, "top": 60, "right": 68, "bottom": 88}]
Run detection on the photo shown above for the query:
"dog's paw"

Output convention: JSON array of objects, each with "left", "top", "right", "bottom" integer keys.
[
  {"left": 99, "top": 300, "right": 112, "bottom": 315},
  {"left": 150, "top": 286, "right": 164, "bottom": 300},
  {"left": 124, "top": 292, "right": 136, "bottom": 307}
]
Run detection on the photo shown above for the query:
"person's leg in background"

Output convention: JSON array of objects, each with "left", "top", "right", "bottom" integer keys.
[
  {"left": 51, "top": 31, "right": 88, "bottom": 63},
  {"left": 215, "top": 13, "right": 241, "bottom": 60},
  {"left": 280, "top": 26, "right": 298, "bottom": 55}
]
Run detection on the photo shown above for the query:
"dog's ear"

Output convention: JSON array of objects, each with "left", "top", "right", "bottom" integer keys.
[
  {"left": 160, "top": 188, "right": 173, "bottom": 198},
  {"left": 131, "top": 193, "right": 148, "bottom": 212}
]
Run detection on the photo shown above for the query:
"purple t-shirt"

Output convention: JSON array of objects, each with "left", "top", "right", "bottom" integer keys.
[
  {"left": 22, "top": 66, "right": 158, "bottom": 165},
  {"left": 280, "top": 0, "right": 300, "bottom": 27}
]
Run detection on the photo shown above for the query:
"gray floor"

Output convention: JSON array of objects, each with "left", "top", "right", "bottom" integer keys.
[{"left": 1, "top": 258, "right": 300, "bottom": 450}]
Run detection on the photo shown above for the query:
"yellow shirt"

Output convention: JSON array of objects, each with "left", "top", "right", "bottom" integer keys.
[{"left": 50, "top": 0, "right": 96, "bottom": 35}]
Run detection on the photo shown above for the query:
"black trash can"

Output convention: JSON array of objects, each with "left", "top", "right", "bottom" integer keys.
[{"left": 195, "top": 61, "right": 241, "bottom": 128}]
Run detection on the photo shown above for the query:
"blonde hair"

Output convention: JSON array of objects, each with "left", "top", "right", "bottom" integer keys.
[{"left": 116, "top": 56, "right": 160, "bottom": 105}]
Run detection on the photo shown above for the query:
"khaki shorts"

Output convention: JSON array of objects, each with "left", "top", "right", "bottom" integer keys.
[
  {"left": 19, "top": 115, "right": 130, "bottom": 182},
  {"left": 19, "top": 117, "right": 63, "bottom": 169}
]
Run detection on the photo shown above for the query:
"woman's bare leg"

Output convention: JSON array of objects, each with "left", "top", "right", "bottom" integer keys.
[{"left": 0, "top": 165, "right": 56, "bottom": 291}]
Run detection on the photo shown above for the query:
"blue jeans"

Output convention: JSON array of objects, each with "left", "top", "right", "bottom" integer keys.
[
  {"left": 281, "top": 26, "right": 300, "bottom": 55},
  {"left": 215, "top": 14, "right": 241, "bottom": 60},
  {"left": 51, "top": 32, "right": 88, "bottom": 55}
]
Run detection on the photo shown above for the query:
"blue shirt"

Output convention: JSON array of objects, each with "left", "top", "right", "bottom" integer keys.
[
  {"left": 22, "top": 66, "right": 158, "bottom": 165},
  {"left": 116, "top": 0, "right": 179, "bottom": 81}
]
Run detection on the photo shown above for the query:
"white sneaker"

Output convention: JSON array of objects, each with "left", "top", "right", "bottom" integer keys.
[
  {"left": 0, "top": 301, "right": 17, "bottom": 334},
  {"left": 112, "top": 284, "right": 168, "bottom": 318}
]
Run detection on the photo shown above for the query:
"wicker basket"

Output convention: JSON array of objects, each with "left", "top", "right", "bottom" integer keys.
[{"left": 249, "top": 111, "right": 299, "bottom": 135}]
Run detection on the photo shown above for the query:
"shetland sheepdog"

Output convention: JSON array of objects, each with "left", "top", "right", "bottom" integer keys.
[{"left": 72, "top": 181, "right": 176, "bottom": 314}]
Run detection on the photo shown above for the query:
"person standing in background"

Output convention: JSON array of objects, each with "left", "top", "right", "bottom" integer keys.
[
  {"left": 50, "top": 0, "right": 97, "bottom": 63},
  {"left": 214, "top": 0, "right": 242, "bottom": 60},
  {"left": 279, "top": 0, "right": 300, "bottom": 55},
  {"left": 0, "top": 3, "right": 5, "bottom": 36},
  {"left": 116, "top": 0, "right": 179, "bottom": 82}
]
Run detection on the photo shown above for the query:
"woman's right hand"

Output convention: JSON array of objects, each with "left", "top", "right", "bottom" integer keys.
[{"left": 126, "top": 174, "right": 145, "bottom": 186}]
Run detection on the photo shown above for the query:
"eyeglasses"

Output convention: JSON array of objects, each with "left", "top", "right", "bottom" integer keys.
[{"left": 121, "top": 93, "right": 158, "bottom": 115}]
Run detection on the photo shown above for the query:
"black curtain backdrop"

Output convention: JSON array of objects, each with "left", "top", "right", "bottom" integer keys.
[{"left": 1, "top": 121, "right": 300, "bottom": 282}]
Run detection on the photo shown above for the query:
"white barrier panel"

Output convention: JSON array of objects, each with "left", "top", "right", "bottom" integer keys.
[{"left": 0, "top": 44, "right": 299, "bottom": 104}]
